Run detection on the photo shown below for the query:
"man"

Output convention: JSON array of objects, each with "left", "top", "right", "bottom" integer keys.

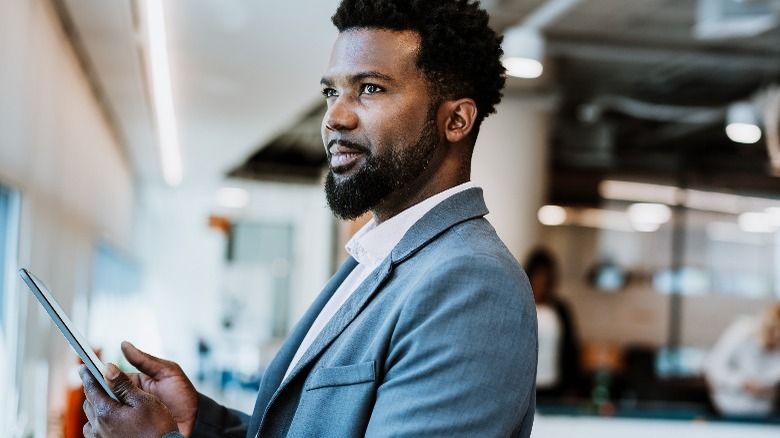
[{"left": 80, "top": 0, "right": 538, "bottom": 436}]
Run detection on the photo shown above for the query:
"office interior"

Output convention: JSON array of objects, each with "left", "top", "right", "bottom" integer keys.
[{"left": 1, "top": 0, "right": 779, "bottom": 436}]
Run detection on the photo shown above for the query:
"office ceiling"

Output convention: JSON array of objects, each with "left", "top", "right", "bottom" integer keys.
[
  {"left": 56, "top": 0, "right": 780, "bottom": 201},
  {"left": 493, "top": 0, "right": 780, "bottom": 204}
]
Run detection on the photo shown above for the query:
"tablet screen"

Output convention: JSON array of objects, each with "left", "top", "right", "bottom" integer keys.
[{"left": 19, "top": 268, "right": 119, "bottom": 401}]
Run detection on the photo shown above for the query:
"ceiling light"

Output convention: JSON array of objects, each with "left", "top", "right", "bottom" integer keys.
[
  {"left": 538, "top": 205, "right": 566, "bottom": 226},
  {"left": 738, "top": 212, "right": 776, "bottom": 233},
  {"left": 502, "top": 26, "right": 544, "bottom": 79},
  {"left": 627, "top": 203, "right": 672, "bottom": 224},
  {"left": 504, "top": 58, "right": 544, "bottom": 79},
  {"left": 501, "top": 0, "right": 583, "bottom": 79},
  {"left": 217, "top": 187, "right": 249, "bottom": 208},
  {"left": 142, "top": 0, "right": 183, "bottom": 186},
  {"left": 726, "top": 101, "right": 761, "bottom": 144},
  {"left": 765, "top": 207, "right": 780, "bottom": 227},
  {"left": 726, "top": 123, "right": 762, "bottom": 144},
  {"left": 627, "top": 203, "right": 672, "bottom": 232}
]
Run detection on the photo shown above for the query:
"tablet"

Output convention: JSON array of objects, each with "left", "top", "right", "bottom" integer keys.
[{"left": 19, "top": 268, "right": 119, "bottom": 401}]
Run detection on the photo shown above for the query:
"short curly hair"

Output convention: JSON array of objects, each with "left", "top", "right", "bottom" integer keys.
[{"left": 332, "top": 0, "right": 506, "bottom": 134}]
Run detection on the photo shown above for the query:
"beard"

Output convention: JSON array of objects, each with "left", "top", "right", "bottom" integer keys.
[{"left": 324, "top": 106, "right": 440, "bottom": 221}]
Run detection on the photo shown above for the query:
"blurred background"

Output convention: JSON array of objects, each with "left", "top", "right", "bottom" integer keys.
[{"left": 0, "top": 0, "right": 779, "bottom": 436}]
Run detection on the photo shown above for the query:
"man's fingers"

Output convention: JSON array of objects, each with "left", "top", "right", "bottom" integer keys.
[
  {"left": 79, "top": 365, "right": 105, "bottom": 406},
  {"left": 80, "top": 364, "right": 120, "bottom": 413},
  {"left": 83, "top": 422, "right": 93, "bottom": 438},
  {"left": 121, "top": 341, "right": 168, "bottom": 378},
  {"left": 104, "top": 363, "right": 142, "bottom": 405},
  {"left": 127, "top": 371, "right": 143, "bottom": 387},
  {"left": 83, "top": 398, "right": 96, "bottom": 427}
]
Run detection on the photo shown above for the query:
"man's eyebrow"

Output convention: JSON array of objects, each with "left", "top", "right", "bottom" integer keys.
[
  {"left": 351, "top": 71, "right": 394, "bottom": 83},
  {"left": 320, "top": 71, "right": 395, "bottom": 86}
]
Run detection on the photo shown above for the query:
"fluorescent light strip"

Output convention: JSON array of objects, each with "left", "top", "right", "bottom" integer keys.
[
  {"left": 144, "top": 0, "right": 182, "bottom": 186},
  {"left": 598, "top": 180, "right": 681, "bottom": 206},
  {"left": 599, "top": 180, "right": 780, "bottom": 214},
  {"left": 536, "top": 205, "right": 636, "bottom": 232}
]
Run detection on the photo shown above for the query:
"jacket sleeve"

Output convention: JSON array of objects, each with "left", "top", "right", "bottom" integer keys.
[
  {"left": 189, "top": 393, "right": 250, "bottom": 438},
  {"left": 365, "top": 254, "right": 537, "bottom": 437}
]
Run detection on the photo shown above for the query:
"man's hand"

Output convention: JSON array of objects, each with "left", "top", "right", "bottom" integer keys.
[
  {"left": 121, "top": 341, "right": 199, "bottom": 436},
  {"left": 80, "top": 363, "right": 179, "bottom": 437},
  {"left": 742, "top": 380, "right": 773, "bottom": 398}
]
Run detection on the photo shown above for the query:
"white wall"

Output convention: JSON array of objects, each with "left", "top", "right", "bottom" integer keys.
[
  {"left": 472, "top": 93, "right": 555, "bottom": 261},
  {"left": 132, "top": 180, "right": 334, "bottom": 388},
  {"left": 0, "top": 0, "right": 135, "bottom": 434}
]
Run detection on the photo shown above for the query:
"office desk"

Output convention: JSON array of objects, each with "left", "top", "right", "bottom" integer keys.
[{"left": 532, "top": 414, "right": 780, "bottom": 437}]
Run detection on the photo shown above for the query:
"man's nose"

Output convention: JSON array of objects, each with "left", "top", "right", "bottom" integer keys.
[{"left": 324, "top": 97, "right": 358, "bottom": 131}]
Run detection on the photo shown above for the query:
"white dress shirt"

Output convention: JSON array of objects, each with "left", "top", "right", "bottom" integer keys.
[
  {"left": 704, "top": 315, "right": 780, "bottom": 416},
  {"left": 535, "top": 304, "right": 562, "bottom": 389},
  {"left": 283, "top": 182, "right": 476, "bottom": 380}
]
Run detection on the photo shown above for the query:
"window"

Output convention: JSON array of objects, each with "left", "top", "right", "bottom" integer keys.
[
  {"left": 0, "top": 183, "right": 19, "bottom": 330},
  {"left": 227, "top": 221, "right": 294, "bottom": 337},
  {"left": 0, "top": 182, "right": 19, "bottom": 431},
  {"left": 87, "top": 241, "right": 145, "bottom": 366}
]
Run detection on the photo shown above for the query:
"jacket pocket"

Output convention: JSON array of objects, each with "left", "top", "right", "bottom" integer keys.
[{"left": 305, "top": 361, "right": 376, "bottom": 391}]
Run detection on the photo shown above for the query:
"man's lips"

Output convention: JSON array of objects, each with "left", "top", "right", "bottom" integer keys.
[
  {"left": 328, "top": 140, "right": 368, "bottom": 171},
  {"left": 330, "top": 151, "right": 363, "bottom": 168}
]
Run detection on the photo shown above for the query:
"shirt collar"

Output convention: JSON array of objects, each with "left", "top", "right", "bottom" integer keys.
[{"left": 345, "top": 182, "right": 476, "bottom": 269}]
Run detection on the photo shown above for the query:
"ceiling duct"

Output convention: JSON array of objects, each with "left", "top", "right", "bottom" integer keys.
[
  {"left": 694, "top": 0, "right": 778, "bottom": 39},
  {"left": 578, "top": 96, "right": 725, "bottom": 124},
  {"left": 227, "top": 104, "right": 327, "bottom": 184}
]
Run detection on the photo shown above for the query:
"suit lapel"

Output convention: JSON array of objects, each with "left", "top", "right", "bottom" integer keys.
[
  {"left": 247, "top": 256, "right": 358, "bottom": 435},
  {"left": 391, "top": 187, "right": 489, "bottom": 264},
  {"left": 273, "top": 259, "right": 393, "bottom": 391}
]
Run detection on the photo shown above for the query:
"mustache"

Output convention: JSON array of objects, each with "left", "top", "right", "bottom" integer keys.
[{"left": 326, "top": 139, "right": 370, "bottom": 153}]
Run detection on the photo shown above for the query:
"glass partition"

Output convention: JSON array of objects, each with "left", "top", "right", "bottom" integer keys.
[{"left": 535, "top": 181, "right": 780, "bottom": 422}]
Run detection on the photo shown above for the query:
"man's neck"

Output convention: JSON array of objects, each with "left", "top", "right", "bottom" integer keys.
[{"left": 371, "top": 175, "right": 469, "bottom": 224}]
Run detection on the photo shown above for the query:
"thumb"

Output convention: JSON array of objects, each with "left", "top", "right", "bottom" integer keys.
[
  {"left": 104, "top": 363, "right": 142, "bottom": 405},
  {"left": 122, "top": 340, "right": 167, "bottom": 378}
]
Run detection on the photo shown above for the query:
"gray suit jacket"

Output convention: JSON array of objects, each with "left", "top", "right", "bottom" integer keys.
[{"left": 190, "top": 188, "right": 537, "bottom": 437}]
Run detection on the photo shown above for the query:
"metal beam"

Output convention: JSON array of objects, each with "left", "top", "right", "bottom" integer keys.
[{"left": 548, "top": 39, "right": 780, "bottom": 71}]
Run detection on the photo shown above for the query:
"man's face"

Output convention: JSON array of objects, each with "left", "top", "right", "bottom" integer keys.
[
  {"left": 530, "top": 268, "right": 551, "bottom": 304},
  {"left": 320, "top": 29, "right": 440, "bottom": 220}
]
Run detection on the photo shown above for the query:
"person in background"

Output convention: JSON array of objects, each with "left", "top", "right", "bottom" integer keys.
[
  {"left": 525, "top": 247, "right": 582, "bottom": 399},
  {"left": 79, "top": 0, "right": 538, "bottom": 436},
  {"left": 704, "top": 303, "right": 780, "bottom": 417}
]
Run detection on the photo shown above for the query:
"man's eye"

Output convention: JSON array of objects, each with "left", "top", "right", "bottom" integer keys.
[
  {"left": 322, "top": 88, "right": 337, "bottom": 98},
  {"left": 361, "top": 84, "right": 383, "bottom": 95}
]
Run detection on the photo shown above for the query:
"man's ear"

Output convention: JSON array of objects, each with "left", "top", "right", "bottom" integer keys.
[{"left": 443, "top": 98, "right": 478, "bottom": 143}]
